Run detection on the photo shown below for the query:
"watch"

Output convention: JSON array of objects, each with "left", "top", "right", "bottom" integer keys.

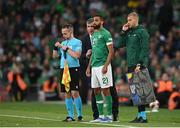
[{"left": 65, "top": 47, "right": 69, "bottom": 52}]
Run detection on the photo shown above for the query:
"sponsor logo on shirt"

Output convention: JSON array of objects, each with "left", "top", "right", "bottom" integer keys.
[{"left": 98, "top": 35, "right": 102, "bottom": 39}]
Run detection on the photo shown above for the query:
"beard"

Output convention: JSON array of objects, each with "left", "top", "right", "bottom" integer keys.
[{"left": 93, "top": 24, "right": 101, "bottom": 29}]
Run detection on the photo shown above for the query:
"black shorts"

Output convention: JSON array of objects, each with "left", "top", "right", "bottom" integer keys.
[{"left": 59, "top": 67, "right": 80, "bottom": 92}]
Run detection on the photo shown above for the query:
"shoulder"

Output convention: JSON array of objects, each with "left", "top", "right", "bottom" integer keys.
[
  {"left": 82, "top": 33, "right": 89, "bottom": 38},
  {"left": 71, "top": 38, "right": 82, "bottom": 47},
  {"left": 101, "top": 28, "right": 111, "bottom": 35},
  {"left": 72, "top": 38, "right": 82, "bottom": 43},
  {"left": 137, "top": 26, "right": 149, "bottom": 36},
  {"left": 81, "top": 34, "right": 90, "bottom": 41}
]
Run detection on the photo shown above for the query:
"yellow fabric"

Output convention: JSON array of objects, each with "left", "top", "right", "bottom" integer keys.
[
  {"left": 127, "top": 73, "right": 133, "bottom": 79},
  {"left": 61, "top": 60, "right": 71, "bottom": 92}
]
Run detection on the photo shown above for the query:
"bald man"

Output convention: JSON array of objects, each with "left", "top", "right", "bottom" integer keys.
[{"left": 119, "top": 12, "right": 151, "bottom": 123}]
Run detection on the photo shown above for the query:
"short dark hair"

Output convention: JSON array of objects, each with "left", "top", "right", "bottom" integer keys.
[
  {"left": 61, "top": 24, "right": 73, "bottom": 31},
  {"left": 62, "top": 24, "right": 73, "bottom": 29},
  {"left": 86, "top": 18, "right": 94, "bottom": 24},
  {"left": 92, "top": 13, "right": 104, "bottom": 21}
]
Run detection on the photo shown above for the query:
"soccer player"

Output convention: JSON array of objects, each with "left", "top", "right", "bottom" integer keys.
[
  {"left": 53, "top": 24, "right": 83, "bottom": 122},
  {"left": 86, "top": 15, "right": 114, "bottom": 122},
  {"left": 119, "top": 12, "right": 150, "bottom": 123},
  {"left": 82, "top": 18, "right": 119, "bottom": 121}
]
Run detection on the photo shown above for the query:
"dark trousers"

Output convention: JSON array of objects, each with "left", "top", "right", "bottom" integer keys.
[
  {"left": 156, "top": 91, "right": 171, "bottom": 107},
  {"left": 91, "top": 85, "right": 119, "bottom": 119},
  {"left": 79, "top": 61, "right": 90, "bottom": 104},
  {"left": 79, "top": 75, "right": 89, "bottom": 104}
]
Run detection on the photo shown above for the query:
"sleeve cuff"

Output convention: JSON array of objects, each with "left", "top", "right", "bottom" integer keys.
[{"left": 53, "top": 46, "right": 58, "bottom": 50}]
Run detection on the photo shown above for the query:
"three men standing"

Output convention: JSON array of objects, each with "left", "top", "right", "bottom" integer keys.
[{"left": 53, "top": 11, "right": 152, "bottom": 123}]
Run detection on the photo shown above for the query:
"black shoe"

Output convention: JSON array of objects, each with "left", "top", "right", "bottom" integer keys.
[
  {"left": 77, "top": 116, "right": 83, "bottom": 121},
  {"left": 129, "top": 117, "right": 147, "bottom": 123},
  {"left": 138, "top": 117, "right": 148, "bottom": 123},
  {"left": 62, "top": 117, "right": 75, "bottom": 122},
  {"left": 113, "top": 115, "right": 119, "bottom": 122},
  {"left": 93, "top": 116, "right": 99, "bottom": 120},
  {"left": 129, "top": 117, "right": 139, "bottom": 123}
]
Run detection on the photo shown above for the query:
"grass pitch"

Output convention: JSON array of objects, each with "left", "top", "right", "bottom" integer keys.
[{"left": 0, "top": 102, "right": 180, "bottom": 127}]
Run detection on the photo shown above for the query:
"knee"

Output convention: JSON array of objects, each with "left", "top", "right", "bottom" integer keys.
[
  {"left": 65, "top": 92, "right": 71, "bottom": 98},
  {"left": 71, "top": 91, "right": 80, "bottom": 98},
  {"left": 102, "top": 88, "right": 110, "bottom": 96},
  {"left": 94, "top": 88, "right": 101, "bottom": 95}
]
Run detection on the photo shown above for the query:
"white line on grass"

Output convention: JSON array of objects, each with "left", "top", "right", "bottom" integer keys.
[
  {"left": 81, "top": 121, "right": 136, "bottom": 128},
  {"left": 0, "top": 113, "right": 136, "bottom": 128},
  {"left": 0, "top": 114, "right": 61, "bottom": 122}
]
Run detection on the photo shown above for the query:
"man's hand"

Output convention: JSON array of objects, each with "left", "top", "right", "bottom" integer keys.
[
  {"left": 86, "top": 49, "right": 92, "bottom": 58},
  {"left": 55, "top": 42, "right": 62, "bottom": 48},
  {"left": 61, "top": 45, "right": 68, "bottom": 51},
  {"left": 134, "top": 64, "right": 141, "bottom": 73},
  {"left": 86, "top": 67, "right": 91, "bottom": 77},
  {"left": 102, "top": 65, "right": 108, "bottom": 74},
  {"left": 122, "top": 23, "right": 129, "bottom": 31}
]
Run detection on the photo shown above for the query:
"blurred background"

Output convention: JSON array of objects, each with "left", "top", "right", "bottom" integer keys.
[{"left": 0, "top": 0, "right": 179, "bottom": 110}]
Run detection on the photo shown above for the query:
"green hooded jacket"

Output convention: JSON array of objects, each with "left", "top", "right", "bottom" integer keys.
[{"left": 119, "top": 25, "right": 150, "bottom": 67}]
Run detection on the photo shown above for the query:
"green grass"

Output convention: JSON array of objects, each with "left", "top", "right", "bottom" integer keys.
[{"left": 0, "top": 102, "right": 180, "bottom": 127}]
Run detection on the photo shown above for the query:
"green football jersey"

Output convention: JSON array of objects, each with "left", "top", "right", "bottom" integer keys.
[{"left": 91, "top": 27, "right": 113, "bottom": 67}]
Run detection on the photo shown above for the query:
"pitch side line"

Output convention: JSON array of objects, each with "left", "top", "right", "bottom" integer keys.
[
  {"left": 0, "top": 113, "right": 136, "bottom": 128},
  {"left": 81, "top": 121, "right": 137, "bottom": 128},
  {"left": 0, "top": 114, "right": 61, "bottom": 122}
]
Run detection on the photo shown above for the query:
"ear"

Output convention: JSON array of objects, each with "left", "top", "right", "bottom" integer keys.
[{"left": 101, "top": 20, "right": 104, "bottom": 25}]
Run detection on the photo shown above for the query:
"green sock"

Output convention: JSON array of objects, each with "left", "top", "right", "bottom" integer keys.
[
  {"left": 95, "top": 93, "right": 104, "bottom": 116},
  {"left": 105, "top": 95, "right": 112, "bottom": 116}
]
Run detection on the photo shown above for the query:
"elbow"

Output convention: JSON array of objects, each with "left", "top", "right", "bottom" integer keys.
[
  {"left": 71, "top": 54, "right": 81, "bottom": 59},
  {"left": 52, "top": 50, "right": 59, "bottom": 59},
  {"left": 74, "top": 52, "right": 81, "bottom": 59},
  {"left": 52, "top": 54, "right": 55, "bottom": 59},
  {"left": 75, "top": 54, "right": 81, "bottom": 59},
  {"left": 110, "top": 49, "right": 114, "bottom": 59},
  {"left": 52, "top": 54, "right": 56, "bottom": 59},
  {"left": 52, "top": 54, "right": 57, "bottom": 59},
  {"left": 52, "top": 53, "right": 59, "bottom": 59},
  {"left": 53, "top": 56, "right": 58, "bottom": 59},
  {"left": 112, "top": 49, "right": 114, "bottom": 56}
]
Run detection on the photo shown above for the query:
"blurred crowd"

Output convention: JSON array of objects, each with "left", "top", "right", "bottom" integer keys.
[{"left": 0, "top": 0, "right": 179, "bottom": 109}]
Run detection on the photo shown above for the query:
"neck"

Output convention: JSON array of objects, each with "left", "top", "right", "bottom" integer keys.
[
  {"left": 88, "top": 32, "right": 93, "bottom": 35},
  {"left": 134, "top": 23, "right": 139, "bottom": 27},
  {"left": 96, "top": 26, "right": 102, "bottom": 31},
  {"left": 67, "top": 35, "right": 73, "bottom": 40}
]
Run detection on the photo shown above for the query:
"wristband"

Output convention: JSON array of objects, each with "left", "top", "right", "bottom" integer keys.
[
  {"left": 122, "top": 30, "right": 125, "bottom": 33},
  {"left": 65, "top": 47, "right": 69, "bottom": 52},
  {"left": 120, "top": 30, "right": 126, "bottom": 35},
  {"left": 54, "top": 46, "right": 58, "bottom": 50}
]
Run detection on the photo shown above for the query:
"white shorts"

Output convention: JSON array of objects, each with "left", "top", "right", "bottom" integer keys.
[{"left": 91, "top": 64, "right": 113, "bottom": 89}]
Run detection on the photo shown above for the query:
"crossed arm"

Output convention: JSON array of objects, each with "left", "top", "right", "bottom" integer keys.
[{"left": 53, "top": 42, "right": 81, "bottom": 59}]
